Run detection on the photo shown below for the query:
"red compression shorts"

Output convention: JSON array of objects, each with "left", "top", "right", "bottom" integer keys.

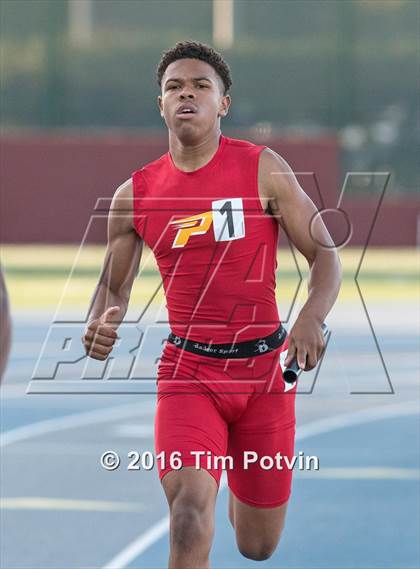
[{"left": 155, "top": 336, "right": 296, "bottom": 508}]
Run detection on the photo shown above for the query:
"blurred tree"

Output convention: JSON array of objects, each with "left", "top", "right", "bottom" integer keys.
[
  {"left": 43, "top": 1, "right": 67, "bottom": 127},
  {"left": 335, "top": 1, "right": 356, "bottom": 127}
]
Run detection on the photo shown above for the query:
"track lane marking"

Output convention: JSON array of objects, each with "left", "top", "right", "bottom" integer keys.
[
  {"left": 102, "top": 400, "right": 419, "bottom": 569},
  {"left": 1, "top": 497, "right": 144, "bottom": 512},
  {"left": 296, "top": 467, "right": 419, "bottom": 480},
  {"left": 1, "top": 399, "right": 155, "bottom": 448}
]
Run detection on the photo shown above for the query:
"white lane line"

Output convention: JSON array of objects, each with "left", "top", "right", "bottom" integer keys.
[
  {"left": 103, "top": 517, "right": 170, "bottom": 569},
  {"left": 0, "top": 399, "right": 155, "bottom": 448},
  {"left": 25, "top": 380, "right": 159, "bottom": 395},
  {"left": 1, "top": 497, "right": 145, "bottom": 513},
  {"left": 296, "top": 467, "right": 420, "bottom": 480},
  {"left": 296, "top": 400, "right": 419, "bottom": 440},
  {"left": 102, "top": 399, "right": 419, "bottom": 569},
  {"left": 0, "top": 384, "right": 28, "bottom": 399},
  {"left": 113, "top": 423, "right": 155, "bottom": 438}
]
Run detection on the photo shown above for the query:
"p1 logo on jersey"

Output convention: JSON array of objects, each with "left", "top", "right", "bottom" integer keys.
[{"left": 171, "top": 198, "right": 245, "bottom": 248}]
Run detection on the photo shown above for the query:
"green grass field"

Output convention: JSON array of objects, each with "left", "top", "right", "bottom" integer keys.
[{"left": 1, "top": 245, "right": 418, "bottom": 309}]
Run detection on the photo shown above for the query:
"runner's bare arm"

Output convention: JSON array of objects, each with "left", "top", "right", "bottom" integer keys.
[
  {"left": 0, "top": 266, "right": 11, "bottom": 380},
  {"left": 82, "top": 179, "right": 143, "bottom": 360},
  {"left": 258, "top": 148, "right": 342, "bottom": 370}
]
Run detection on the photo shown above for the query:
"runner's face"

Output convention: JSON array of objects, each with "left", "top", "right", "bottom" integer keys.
[{"left": 158, "top": 59, "right": 230, "bottom": 141}]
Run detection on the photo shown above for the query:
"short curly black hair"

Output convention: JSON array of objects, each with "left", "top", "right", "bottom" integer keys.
[{"left": 157, "top": 40, "right": 232, "bottom": 95}]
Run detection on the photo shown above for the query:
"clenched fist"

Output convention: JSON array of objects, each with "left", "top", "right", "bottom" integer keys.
[{"left": 82, "top": 306, "right": 120, "bottom": 360}]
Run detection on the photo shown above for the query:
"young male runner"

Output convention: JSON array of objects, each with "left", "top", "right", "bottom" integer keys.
[{"left": 83, "top": 41, "right": 341, "bottom": 568}]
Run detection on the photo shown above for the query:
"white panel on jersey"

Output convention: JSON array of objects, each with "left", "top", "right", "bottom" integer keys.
[
  {"left": 280, "top": 348, "right": 297, "bottom": 392},
  {"left": 212, "top": 198, "right": 245, "bottom": 242},
  {"left": 279, "top": 348, "right": 288, "bottom": 372}
]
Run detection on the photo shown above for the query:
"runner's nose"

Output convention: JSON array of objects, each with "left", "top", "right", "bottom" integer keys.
[{"left": 179, "top": 90, "right": 195, "bottom": 100}]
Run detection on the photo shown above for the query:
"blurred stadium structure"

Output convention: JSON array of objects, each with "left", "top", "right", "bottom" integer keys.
[{"left": 0, "top": 0, "right": 418, "bottom": 244}]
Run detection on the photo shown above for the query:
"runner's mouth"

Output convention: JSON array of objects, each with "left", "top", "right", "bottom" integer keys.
[{"left": 176, "top": 104, "right": 198, "bottom": 118}]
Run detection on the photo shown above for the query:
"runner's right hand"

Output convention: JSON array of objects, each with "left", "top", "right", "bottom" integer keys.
[{"left": 82, "top": 306, "right": 120, "bottom": 360}]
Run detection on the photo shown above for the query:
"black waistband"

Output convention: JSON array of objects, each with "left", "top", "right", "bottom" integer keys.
[{"left": 167, "top": 324, "right": 287, "bottom": 359}]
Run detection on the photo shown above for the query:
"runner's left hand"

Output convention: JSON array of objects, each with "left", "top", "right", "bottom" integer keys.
[{"left": 284, "top": 315, "right": 326, "bottom": 371}]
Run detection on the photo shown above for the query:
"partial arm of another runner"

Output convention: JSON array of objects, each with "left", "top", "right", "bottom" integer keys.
[
  {"left": 0, "top": 266, "right": 12, "bottom": 381},
  {"left": 258, "top": 148, "right": 342, "bottom": 371},
  {"left": 82, "top": 179, "right": 143, "bottom": 360}
]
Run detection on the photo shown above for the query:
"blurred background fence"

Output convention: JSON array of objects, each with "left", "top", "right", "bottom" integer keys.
[{"left": 0, "top": 0, "right": 418, "bottom": 245}]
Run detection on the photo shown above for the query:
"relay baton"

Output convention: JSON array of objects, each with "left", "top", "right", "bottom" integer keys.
[{"left": 283, "top": 323, "right": 329, "bottom": 384}]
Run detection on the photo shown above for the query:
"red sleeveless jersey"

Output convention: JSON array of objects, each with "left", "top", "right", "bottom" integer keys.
[{"left": 132, "top": 135, "right": 281, "bottom": 343}]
